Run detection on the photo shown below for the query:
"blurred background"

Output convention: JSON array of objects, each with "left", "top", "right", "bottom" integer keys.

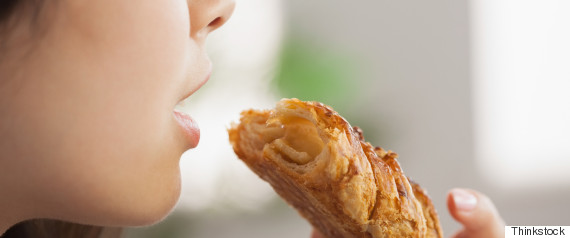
[{"left": 125, "top": 0, "right": 570, "bottom": 237}]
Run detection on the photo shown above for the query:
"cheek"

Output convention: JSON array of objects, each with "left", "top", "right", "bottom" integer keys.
[
  {"left": 17, "top": 0, "right": 195, "bottom": 225},
  {"left": 56, "top": 0, "right": 192, "bottom": 148},
  {"left": 63, "top": 0, "right": 192, "bottom": 98},
  {"left": 51, "top": 0, "right": 192, "bottom": 162}
]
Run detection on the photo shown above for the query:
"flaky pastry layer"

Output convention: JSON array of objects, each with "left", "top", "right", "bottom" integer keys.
[{"left": 228, "top": 98, "right": 443, "bottom": 238}]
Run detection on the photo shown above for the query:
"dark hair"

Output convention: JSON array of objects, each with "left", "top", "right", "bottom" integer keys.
[
  {"left": 0, "top": 0, "right": 49, "bottom": 60},
  {"left": 0, "top": 0, "right": 45, "bottom": 27},
  {"left": 0, "top": 0, "right": 20, "bottom": 51},
  {"left": 0, "top": 1, "right": 110, "bottom": 238},
  {"left": 2, "top": 219, "right": 103, "bottom": 238},
  {"left": 0, "top": 0, "right": 19, "bottom": 22}
]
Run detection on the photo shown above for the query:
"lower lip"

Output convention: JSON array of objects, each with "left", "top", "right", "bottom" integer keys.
[{"left": 173, "top": 110, "right": 200, "bottom": 148}]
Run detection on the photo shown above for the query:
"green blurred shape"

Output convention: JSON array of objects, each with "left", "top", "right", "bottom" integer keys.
[
  {"left": 273, "top": 37, "right": 360, "bottom": 113},
  {"left": 272, "top": 36, "right": 384, "bottom": 144}
]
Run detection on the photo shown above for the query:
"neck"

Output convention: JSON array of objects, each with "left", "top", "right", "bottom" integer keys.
[
  {"left": 0, "top": 193, "right": 14, "bottom": 235},
  {"left": 0, "top": 217, "right": 13, "bottom": 236},
  {"left": 0, "top": 204, "right": 22, "bottom": 236},
  {"left": 0, "top": 175, "right": 28, "bottom": 236},
  {"left": 0, "top": 206, "right": 29, "bottom": 236}
]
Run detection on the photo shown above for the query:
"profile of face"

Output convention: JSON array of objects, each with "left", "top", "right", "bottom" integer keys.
[{"left": 0, "top": 0, "right": 234, "bottom": 228}]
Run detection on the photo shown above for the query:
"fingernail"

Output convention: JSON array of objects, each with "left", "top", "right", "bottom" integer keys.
[{"left": 451, "top": 189, "right": 477, "bottom": 211}]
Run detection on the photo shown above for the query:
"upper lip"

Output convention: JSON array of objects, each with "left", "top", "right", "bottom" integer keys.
[{"left": 178, "top": 65, "right": 212, "bottom": 103}]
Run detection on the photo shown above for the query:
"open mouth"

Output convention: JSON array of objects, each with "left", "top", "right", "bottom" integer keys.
[{"left": 172, "top": 66, "right": 212, "bottom": 149}]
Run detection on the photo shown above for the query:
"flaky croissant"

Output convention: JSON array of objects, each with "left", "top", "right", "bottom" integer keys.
[{"left": 228, "top": 98, "right": 442, "bottom": 238}]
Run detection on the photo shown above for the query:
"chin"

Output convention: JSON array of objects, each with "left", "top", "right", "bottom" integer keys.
[
  {"left": 133, "top": 180, "right": 182, "bottom": 226},
  {"left": 54, "top": 183, "right": 181, "bottom": 229},
  {"left": 117, "top": 196, "right": 179, "bottom": 227},
  {"left": 131, "top": 202, "right": 178, "bottom": 226},
  {"left": 109, "top": 172, "right": 182, "bottom": 227}
]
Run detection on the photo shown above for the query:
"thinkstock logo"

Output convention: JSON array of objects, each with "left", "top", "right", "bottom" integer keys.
[{"left": 506, "top": 226, "right": 569, "bottom": 237}]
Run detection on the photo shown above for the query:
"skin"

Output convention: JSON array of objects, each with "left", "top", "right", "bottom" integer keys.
[
  {"left": 446, "top": 188, "right": 505, "bottom": 238},
  {"left": 0, "top": 0, "right": 234, "bottom": 234}
]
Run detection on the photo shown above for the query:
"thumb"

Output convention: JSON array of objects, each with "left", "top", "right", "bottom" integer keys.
[{"left": 447, "top": 188, "right": 505, "bottom": 238}]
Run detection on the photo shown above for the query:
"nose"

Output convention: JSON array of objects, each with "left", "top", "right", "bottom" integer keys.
[{"left": 189, "top": 0, "right": 236, "bottom": 40}]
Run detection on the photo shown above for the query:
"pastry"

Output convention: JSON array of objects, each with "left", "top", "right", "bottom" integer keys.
[{"left": 228, "top": 98, "right": 443, "bottom": 238}]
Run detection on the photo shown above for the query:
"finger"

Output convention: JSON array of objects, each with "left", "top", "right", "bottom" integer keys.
[
  {"left": 447, "top": 188, "right": 505, "bottom": 238},
  {"left": 449, "top": 229, "right": 472, "bottom": 238},
  {"left": 311, "top": 229, "right": 325, "bottom": 238}
]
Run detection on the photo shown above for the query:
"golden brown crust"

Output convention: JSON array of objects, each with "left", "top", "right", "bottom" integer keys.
[
  {"left": 228, "top": 98, "right": 442, "bottom": 238},
  {"left": 408, "top": 179, "right": 444, "bottom": 238}
]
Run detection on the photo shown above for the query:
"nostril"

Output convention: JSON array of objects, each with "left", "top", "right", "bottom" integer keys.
[{"left": 207, "top": 17, "right": 223, "bottom": 30}]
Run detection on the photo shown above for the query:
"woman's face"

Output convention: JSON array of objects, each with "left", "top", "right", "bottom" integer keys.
[{"left": 0, "top": 0, "right": 234, "bottom": 227}]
